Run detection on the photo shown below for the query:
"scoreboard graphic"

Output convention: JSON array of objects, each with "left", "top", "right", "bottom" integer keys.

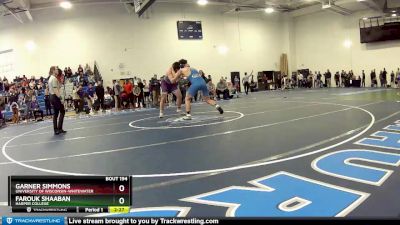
[
  {"left": 8, "top": 176, "right": 132, "bottom": 213},
  {"left": 177, "top": 21, "right": 203, "bottom": 40}
]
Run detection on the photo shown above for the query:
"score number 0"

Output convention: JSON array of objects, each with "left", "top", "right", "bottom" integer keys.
[{"left": 118, "top": 184, "right": 127, "bottom": 205}]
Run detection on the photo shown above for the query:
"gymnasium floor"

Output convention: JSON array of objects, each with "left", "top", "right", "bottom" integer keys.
[{"left": 1, "top": 88, "right": 400, "bottom": 217}]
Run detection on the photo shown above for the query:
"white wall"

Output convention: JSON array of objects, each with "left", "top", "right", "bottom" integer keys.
[
  {"left": 293, "top": 10, "right": 400, "bottom": 86},
  {"left": 0, "top": 3, "right": 285, "bottom": 86}
]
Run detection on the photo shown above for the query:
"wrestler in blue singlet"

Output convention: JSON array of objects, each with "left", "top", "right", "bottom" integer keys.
[{"left": 187, "top": 68, "right": 209, "bottom": 98}]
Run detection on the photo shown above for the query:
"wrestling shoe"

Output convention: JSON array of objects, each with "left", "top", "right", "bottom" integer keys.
[
  {"left": 159, "top": 112, "right": 164, "bottom": 118},
  {"left": 177, "top": 108, "right": 186, "bottom": 115},
  {"left": 183, "top": 114, "right": 192, "bottom": 120},
  {"left": 216, "top": 106, "right": 224, "bottom": 114}
]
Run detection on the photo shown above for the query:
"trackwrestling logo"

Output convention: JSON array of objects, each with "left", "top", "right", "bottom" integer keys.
[{"left": 2, "top": 217, "right": 64, "bottom": 225}]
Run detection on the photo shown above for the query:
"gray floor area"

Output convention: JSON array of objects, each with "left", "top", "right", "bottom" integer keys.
[{"left": 0, "top": 88, "right": 399, "bottom": 217}]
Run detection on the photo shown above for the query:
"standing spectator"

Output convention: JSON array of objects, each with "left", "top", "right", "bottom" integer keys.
[
  {"left": 113, "top": 80, "right": 121, "bottom": 111},
  {"left": 397, "top": 68, "right": 400, "bottom": 88},
  {"left": 234, "top": 75, "right": 240, "bottom": 92},
  {"left": 136, "top": 78, "right": 145, "bottom": 108},
  {"left": 340, "top": 70, "right": 346, "bottom": 87},
  {"left": 95, "top": 81, "right": 105, "bottom": 112},
  {"left": 49, "top": 66, "right": 66, "bottom": 135},
  {"left": 149, "top": 75, "right": 161, "bottom": 107},
  {"left": 124, "top": 80, "right": 134, "bottom": 109},
  {"left": 297, "top": 73, "right": 303, "bottom": 88},
  {"left": 334, "top": 71, "right": 340, "bottom": 87},
  {"left": 86, "top": 83, "right": 95, "bottom": 111},
  {"left": 317, "top": 71, "right": 322, "bottom": 88},
  {"left": 382, "top": 68, "right": 387, "bottom": 88},
  {"left": 371, "top": 69, "right": 377, "bottom": 87},
  {"left": 325, "top": 70, "right": 331, "bottom": 88},
  {"left": 391, "top": 71, "right": 395, "bottom": 87},
  {"left": 362, "top": 70, "right": 366, "bottom": 87},
  {"left": 143, "top": 80, "right": 150, "bottom": 107},
  {"left": 242, "top": 72, "right": 252, "bottom": 95}
]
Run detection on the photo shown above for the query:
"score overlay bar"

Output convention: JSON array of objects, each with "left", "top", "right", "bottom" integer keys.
[{"left": 8, "top": 176, "right": 132, "bottom": 213}]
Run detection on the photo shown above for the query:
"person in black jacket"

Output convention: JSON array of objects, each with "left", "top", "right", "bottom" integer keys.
[
  {"left": 325, "top": 70, "right": 331, "bottom": 88},
  {"left": 95, "top": 81, "right": 105, "bottom": 112},
  {"left": 362, "top": 70, "right": 366, "bottom": 87},
  {"left": 371, "top": 69, "right": 377, "bottom": 87},
  {"left": 137, "top": 78, "right": 145, "bottom": 108}
]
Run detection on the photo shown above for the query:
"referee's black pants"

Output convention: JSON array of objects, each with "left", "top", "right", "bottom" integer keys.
[{"left": 50, "top": 94, "right": 65, "bottom": 132}]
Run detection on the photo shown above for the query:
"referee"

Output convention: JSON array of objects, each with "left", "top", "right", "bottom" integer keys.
[{"left": 49, "top": 66, "right": 66, "bottom": 135}]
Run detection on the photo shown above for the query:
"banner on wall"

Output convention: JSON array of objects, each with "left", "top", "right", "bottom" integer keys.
[{"left": 0, "top": 49, "right": 14, "bottom": 78}]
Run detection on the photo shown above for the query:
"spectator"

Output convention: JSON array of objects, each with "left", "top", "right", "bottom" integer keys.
[
  {"left": 11, "top": 102, "right": 19, "bottom": 124},
  {"left": 325, "top": 70, "right": 331, "bottom": 88},
  {"left": 216, "top": 79, "right": 230, "bottom": 100},
  {"left": 242, "top": 72, "right": 252, "bottom": 95},
  {"left": 234, "top": 75, "right": 240, "bottom": 92},
  {"left": 143, "top": 79, "right": 150, "bottom": 107},
  {"left": 30, "top": 96, "right": 44, "bottom": 121},
  {"left": 78, "top": 65, "right": 84, "bottom": 73},
  {"left": 391, "top": 71, "right": 395, "bottom": 87},
  {"left": 73, "top": 85, "right": 83, "bottom": 113},
  {"left": 86, "top": 83, "right": 95, "bottom": 111},
  {"left": 149, "top": 75, "right": 161, "bottom": 107},
  {"left": 124, "top": 80, "right": 134, "bottom": 109},
  {"left": 362, "top": 70, "right": 366, "bottom": 87},
  {"left": 382, "top": 68, "right": 387, "bottom": 88},
  {"left": 334, "top": 71, "right": 340, "bottom": 87},
  {"left": 397, "top": 68, "right": 400, "bottom": 88},
  {"left": 44, "top": 87, "right": 52, "bottom": 115},
  {"left": 207, "top": 79, "right": 216, "bottom": 99},
  {"left": 341, "top": 70, "right": 346, "bottom": 87},
  {"left": 113, "top": 80, "right": 121, "bottom": 111},
  {"left": 104, "top": 91, "right": 113, "bottom": 109},
  {"left": 371, "top": 69, "right": 377, "bottom": 87},
  {"left": 95, "top": 81, "right": 105, "bottom": 112},
  {"left": 137, "top": 78, "right": 145, "bottom": 108}
]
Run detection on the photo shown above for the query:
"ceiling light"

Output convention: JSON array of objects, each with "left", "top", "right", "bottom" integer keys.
[
  {"left": 217, "top": 45, "right": 229, "bottom": 55},
  {"left": 60, "top": 1, "right": 72, "bottom": 9},
  {"left": 265, "top": 7, "right": 274, "bottom": 13},
  {"left": 392, "top": 10, "right": 396, "bottom": 13},
  {"left": 322, "top": 4, "right": 331, "bottom": 9},
  {"left": 392, "top": 14, "right": 397, "bottom": 17},
  {"left": 343, "top": 39, "right": 352, "bottom": 49},
  {"left": 197, "top": 0, "right": 208, "bottom": 6},
  {"left": 363, "top": 17, "right": 368, "bottom": 20},
  {"left": 25, "top": 41, "right": 36, "bottom": 51}
]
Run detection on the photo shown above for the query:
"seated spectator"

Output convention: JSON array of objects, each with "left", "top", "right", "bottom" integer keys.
[
  {"left": 67, "top": 67, "right": 73, "bottom": 77},
  {"left": 216, "top": 79, "right": 230, "bottom": 100},
  {"left": 104, "top": 91, "right": 113, "bottom": 109},
  {"left": 78, "top": 65, "right": 84, "bottom": 73},
  {"left": 227, "top": 80, "right": 239, "bottom": 98},
  {"left": 86, "top": 83, "right": 95, "bottom": 111},
  {"left": 44, "top": 87, "right": 52, "bottom": 116},
  {"left": 0, "top": 78, "right": 3, "bottom": 92},
  {"left": 30, "top": 97, "right": 44, "bottom": 121},
  {"left": 120, "top": 91, "right": 129, "bottom": 109},
  {"left": 207, "top": 79, "right": 216, "bottom": 99},
  {"left": 73, "top": 85, "right": 83, "bottom": 113}
]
